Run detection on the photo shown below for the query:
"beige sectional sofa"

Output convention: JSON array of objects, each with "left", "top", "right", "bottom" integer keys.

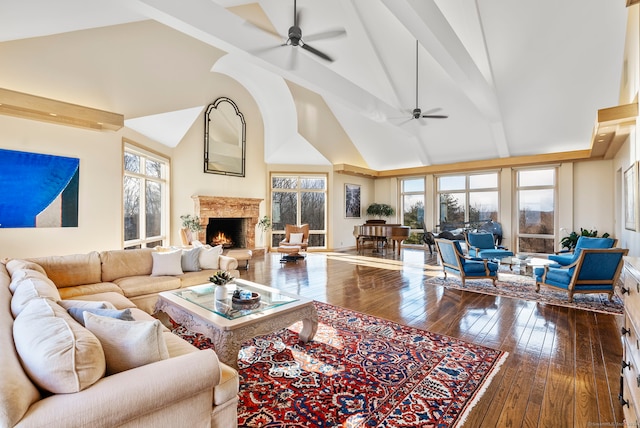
[{"left": 1, "top": 248, "right": 241, "bottom": 428}]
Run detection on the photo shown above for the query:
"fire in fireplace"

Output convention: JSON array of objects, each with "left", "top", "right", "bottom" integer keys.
[{"left": 206, "top": 218, "right": 247, "bottom": 249}]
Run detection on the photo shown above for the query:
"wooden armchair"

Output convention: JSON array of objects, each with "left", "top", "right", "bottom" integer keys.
[
  {"left": 435, "top": 238, "right": 499, "bottom": 286},
  {"left": 279, "top": 224, "right": 310, "bottom": 251}
]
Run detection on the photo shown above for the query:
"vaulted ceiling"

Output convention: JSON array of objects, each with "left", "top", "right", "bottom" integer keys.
[{"left": 0, "top": 0, "right": 629, "bottom": 172}]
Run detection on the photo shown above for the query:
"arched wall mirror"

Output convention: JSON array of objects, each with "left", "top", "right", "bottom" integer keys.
[{"left": 204, "top": 97, "right": 246, "bottom": 177}]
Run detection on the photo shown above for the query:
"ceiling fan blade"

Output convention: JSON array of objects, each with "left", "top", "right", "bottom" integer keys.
[
  {"left": 300, "top": 42, "right": 333, "bottom": 62},
  {"left": 422, "top": 114, "right": 448, "bottom": 119},
  {"left": 421, "top": 107, "right": 442, "bottom": 115},
  {"left": 304, "top": 29, "right": 346, "bottom": 43}
]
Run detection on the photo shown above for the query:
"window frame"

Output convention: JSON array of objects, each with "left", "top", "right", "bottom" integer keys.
[
  {"left": 269, "top": 173, "right": 328, "bottom": 249},
  {"left": 123, "top": 140, "right": 170, "bottom": 249}
]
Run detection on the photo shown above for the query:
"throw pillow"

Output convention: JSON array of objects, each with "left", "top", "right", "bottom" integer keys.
[
  {"left": 57, "top": 300, "right": 117, "bottom": 310},
  {"left": 151, "top": 250, "right": 183, "bottom": 276},
  {"left": 199, "top": 245, "right": 223, "bottom": 270},
  {"left": 289, "top": 232, "right": 304, "bottom": 245},
  {"left": 11, "top": 277, "right": 61, "bottom": 317},
  {"left": 67, "top": 307, "right": 134, "bottom": 326},
  {"left": 9, "top": 268, "right": 51, "bottom": 293},
  {"left": 13, "top": 298, "right": 106, "bottom": 393},
  {"left": 83, "top": 312, "right": 169, "bottom": 375},
  {"left": 191, "top": 240, "right": 204, "bottom": 247},
  {"left": 181, "top": 247, "right": 201, "bottom": 272}
]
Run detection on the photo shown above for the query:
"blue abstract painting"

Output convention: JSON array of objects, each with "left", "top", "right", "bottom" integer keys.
[{"left": 0, "top": 148, "right": 79, "bottom": 228}]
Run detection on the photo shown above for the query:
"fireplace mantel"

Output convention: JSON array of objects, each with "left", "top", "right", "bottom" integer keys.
[{"left": 192, "top": 196, "right": 263, "bottom": 250}]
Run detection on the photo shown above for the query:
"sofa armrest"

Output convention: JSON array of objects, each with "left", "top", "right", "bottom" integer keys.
[
  {"left": 219, "top": 255, "right": 238, "bottom": 271},
  {"left": 16, "top": 350, "right": 220, "bottom": 428}
]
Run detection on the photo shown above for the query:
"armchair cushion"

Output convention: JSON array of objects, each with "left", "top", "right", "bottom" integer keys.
[
  {"left": 289, "top": 233, "right": 304, "bottom": 245},
  {"left": 549, "top": 236, "right": 616, "bottom": 266},
  {"left": 466, "top": 232, "right": 513, "bottom": 259}
]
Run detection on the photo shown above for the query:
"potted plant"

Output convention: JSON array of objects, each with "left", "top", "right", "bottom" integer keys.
[
  {"left": 560, "top": 228, "right": 610, "bottom": 251},
  {"left": 256, "top": 215, "right": 271, "bottom": 247},
  {"left": 209, "top": 270, "right": 235, "bottom": 300},
  {"left": 180, "top": 214, "right": 202, "bottom": 242},
  {"left": 366, "top": 203, "right": 395, "bottom": 224}
]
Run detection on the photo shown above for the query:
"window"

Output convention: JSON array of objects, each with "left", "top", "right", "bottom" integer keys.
[
  {"left": 271, "top": 174, "right": 327, "bottom": 248},
  {"left": 515, "top": 168, "right": 556, "bottom": 253},
  {"left": 400, "top": 178, "right": 425, "bottom": 244},
  {"left": 436, "top": 172, "right": 499, "bottom": 230},
  {"left": 123, "top": 143, "right": 169, "bottom": 249}
]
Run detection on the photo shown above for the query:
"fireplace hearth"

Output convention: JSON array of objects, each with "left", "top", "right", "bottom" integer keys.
[{"left": 192, "top": 196, "right": 264, "bottom": 252}]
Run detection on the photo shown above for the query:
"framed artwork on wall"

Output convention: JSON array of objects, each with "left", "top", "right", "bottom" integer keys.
[
  {"left": 345, "top": 183, "right": 361, "bottom": 218},
  {"left": 624, "top": 163, "right": 637, "bottom": 231},
  {"left": 0, "top": 148, "right": 79, "bottom": 228}
]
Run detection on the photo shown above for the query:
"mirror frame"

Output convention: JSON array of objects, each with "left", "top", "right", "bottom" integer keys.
[{"left": 204, "top": 97, "right": 246, "bottom": 177}]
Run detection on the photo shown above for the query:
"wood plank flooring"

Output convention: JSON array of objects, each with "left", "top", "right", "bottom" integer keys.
[{"left": 238, "top": 247, "right": 624, "bottom": 428}]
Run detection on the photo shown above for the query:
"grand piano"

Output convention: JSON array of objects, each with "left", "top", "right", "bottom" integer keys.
[{"left": 353, "top": 223, "right": 410, "bottom": 255}]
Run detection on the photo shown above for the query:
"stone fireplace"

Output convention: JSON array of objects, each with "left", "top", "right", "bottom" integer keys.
[{"left": 192, "top": 196, "right": 263, "bottom": 252}]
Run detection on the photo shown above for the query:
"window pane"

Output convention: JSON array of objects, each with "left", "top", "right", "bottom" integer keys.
[
  {"left": 518, "top": 237, "right": 555, "bottom": 253},
  {"left": 403, "top": 195, "right": 424, "bottom": 228},
  {"left": 272, "top": 177, "right": 297, "bottom": 189},
  {"left": 469, "top": 191, "right": 498, "bottom": 224},
  {"left": 301, "top": 192, "right": 325, "bottom": 229},
  {"left": 519, "top": 189, "right": 554, "bottom": 234},
  {"left": 519, "top": 169, "right": 554, "bottom": 187},
  {"left": 124, "top": 176, "right": 140, "bottom": 240},
  {"left": 439, "top": 193, "right": 465, "bottom": 226},
  {"left": 403, "top": 178, "right": 424, "bottom": 192},
  {"left": 271, "top": 233, "right": 285, "bottom": 248},
  {"left": 124, "top": 152, "right": 140, "bottom": 173},
  {"left": 469, "top": 173, "right": 497, "bottom": 189},
  {"left": 272, "top": 191, "right": 297, "bottom": 229},
  {"left": 438, "top": 175, "right": 465, "bottom": 191},
  {"left": 309, "top": 234, "right": 325, "bottom": 247},
  {"left": 145, "top": 159, "right": 161, "bottom": 178},
  {"left": 145, "top": 181, "right": 161, "bottom": 237},
  {"left": 300, "top": 177, "right": 325, "bottom": 190}
]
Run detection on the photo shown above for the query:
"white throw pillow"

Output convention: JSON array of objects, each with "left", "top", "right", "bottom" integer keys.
[
  {"left": 199, "top": 245, "right": 224, "bottom": 270},
  {"left": 13, "top": 298, "right": 106, "bottom": 393},
  {"left": 289, "top": 232, "right": 304, "bottom": 245},
  {"left": 151, "top": 250, "right": 183, "bottom": 276},
  {"left": 181, "top": 247, "right": 201, "bottom": 272},
  {"left": 11, "top": 277, "right": 61, "bottom": 317},
  {"left": 83, "top": 312, "right": 169, "bottom": 375},
  {"left": 191, "top": 240, "right": 204, "bottom": 247}
]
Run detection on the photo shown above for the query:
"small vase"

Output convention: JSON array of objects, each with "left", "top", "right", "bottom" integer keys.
[{"left": 215, "top": 284, "right": 229, "bottom": 300}]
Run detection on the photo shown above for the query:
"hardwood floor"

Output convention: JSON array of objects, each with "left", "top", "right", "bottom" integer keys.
[{"left": 238, "top": 247, "right": 624, "bottom": 428}]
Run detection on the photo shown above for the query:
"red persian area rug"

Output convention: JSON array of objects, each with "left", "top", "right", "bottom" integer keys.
[{"left": 171, "top": 301, "right": 508, "bottom": 427}]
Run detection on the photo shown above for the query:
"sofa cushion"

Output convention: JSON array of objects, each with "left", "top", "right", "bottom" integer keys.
[
  {"left": 11, "top": 277, "right": 61, "bottom": 317},
  {"left": 199, "top": 245, "right": 223, "bottom": 269},
  {"left": 0, "top": 274, "right": 40, "bottom": 428},
  {"left": 57, "top": 299, "right": 117, "bottom": 310},
  {"left": 151, "top": 250, "right": 183, "bottom": 276},
  {"left": 181, "top": 247, "right": 201, "bottom": 272},
  {"left": 179, "top": 270, "right": 220, "bottom": 288},
  {"left": 83, "top": 312, "right": 169, "bottom": 375},
  {"left": 57, "top": 282, "right": 124, "bottom": 300},
  {"left": 9, "top": 268, "right": 53, "bottom": 293},
  {"left": 28, "top": 252, "right": 102, "bottom": 288},
  {"left": 68, "top": 307, "right": 134, "bottom": 326},
  {"left": 5, "top": 259, "right": 47, "bottom": 277},
  {"left": 114, "top": 275, "right": 181, "bottom": 298},
  {"left": 13, "top": 298, "right": 106, "bottom": 393},
  {"left": 60, "top": 292, "right": 137, "bottom": 310},
  {"left": 100, "top": 248, "right": 154, "bottom": 282}
]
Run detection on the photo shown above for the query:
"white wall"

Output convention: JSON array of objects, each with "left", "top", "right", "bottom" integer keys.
[{"left": 333, "top": 173, "right": 375, "bottom": 249}]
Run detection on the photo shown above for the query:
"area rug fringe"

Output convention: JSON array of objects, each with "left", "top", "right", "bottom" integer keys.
[{"left": 454, "top": 350, "right": 509, "bottom": 427}]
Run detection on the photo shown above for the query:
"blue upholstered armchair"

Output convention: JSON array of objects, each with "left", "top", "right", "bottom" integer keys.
[
  {"left": 435, "top": 238, "right": 499, "bottom": 286},
  {"left": 535, "top": 248, "right": 628, "bottom": 302},
  {"left": 549, "top": 236, "right": 617, "bottom": 266},
  {"left": 465, "top": 232, "right": 514, "bottom": 260}
]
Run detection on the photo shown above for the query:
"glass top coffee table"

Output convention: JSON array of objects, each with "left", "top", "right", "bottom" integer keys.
[
  {"left": 156, "top": 279, "right": 318, "bottom": 369},
  {"left": 495, "top": 256, "right": 554, "bottom": 276}
]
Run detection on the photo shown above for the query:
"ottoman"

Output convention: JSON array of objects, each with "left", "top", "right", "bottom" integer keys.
[
  {"left": 225, "top": 249, "right": 253, "bottom": 270},
  {"left": 277, "top": 246, "right": 305, "bottom": 264}
]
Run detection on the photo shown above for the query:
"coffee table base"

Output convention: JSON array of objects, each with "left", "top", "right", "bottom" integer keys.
[{"left": 156, "top": 299, "right": 318, "bottom": 369}]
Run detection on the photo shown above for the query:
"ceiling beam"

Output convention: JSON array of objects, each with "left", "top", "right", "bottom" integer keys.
[{"left": 0, "top": 88, "right": 123, "bottom": 131}]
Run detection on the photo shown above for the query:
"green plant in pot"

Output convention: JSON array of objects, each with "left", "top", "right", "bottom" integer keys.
[
  {"left": 209, "top": 270, "right": 235, "bottom": 300},
  {"left": 560, "top": 228, "right": 610, "bottom": 251},
  {"left": 180, "top": 214, "right": 202, "bottom": 243},
  {"left": 366, "top": 203, "right": 395, "bottom": 224}
]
